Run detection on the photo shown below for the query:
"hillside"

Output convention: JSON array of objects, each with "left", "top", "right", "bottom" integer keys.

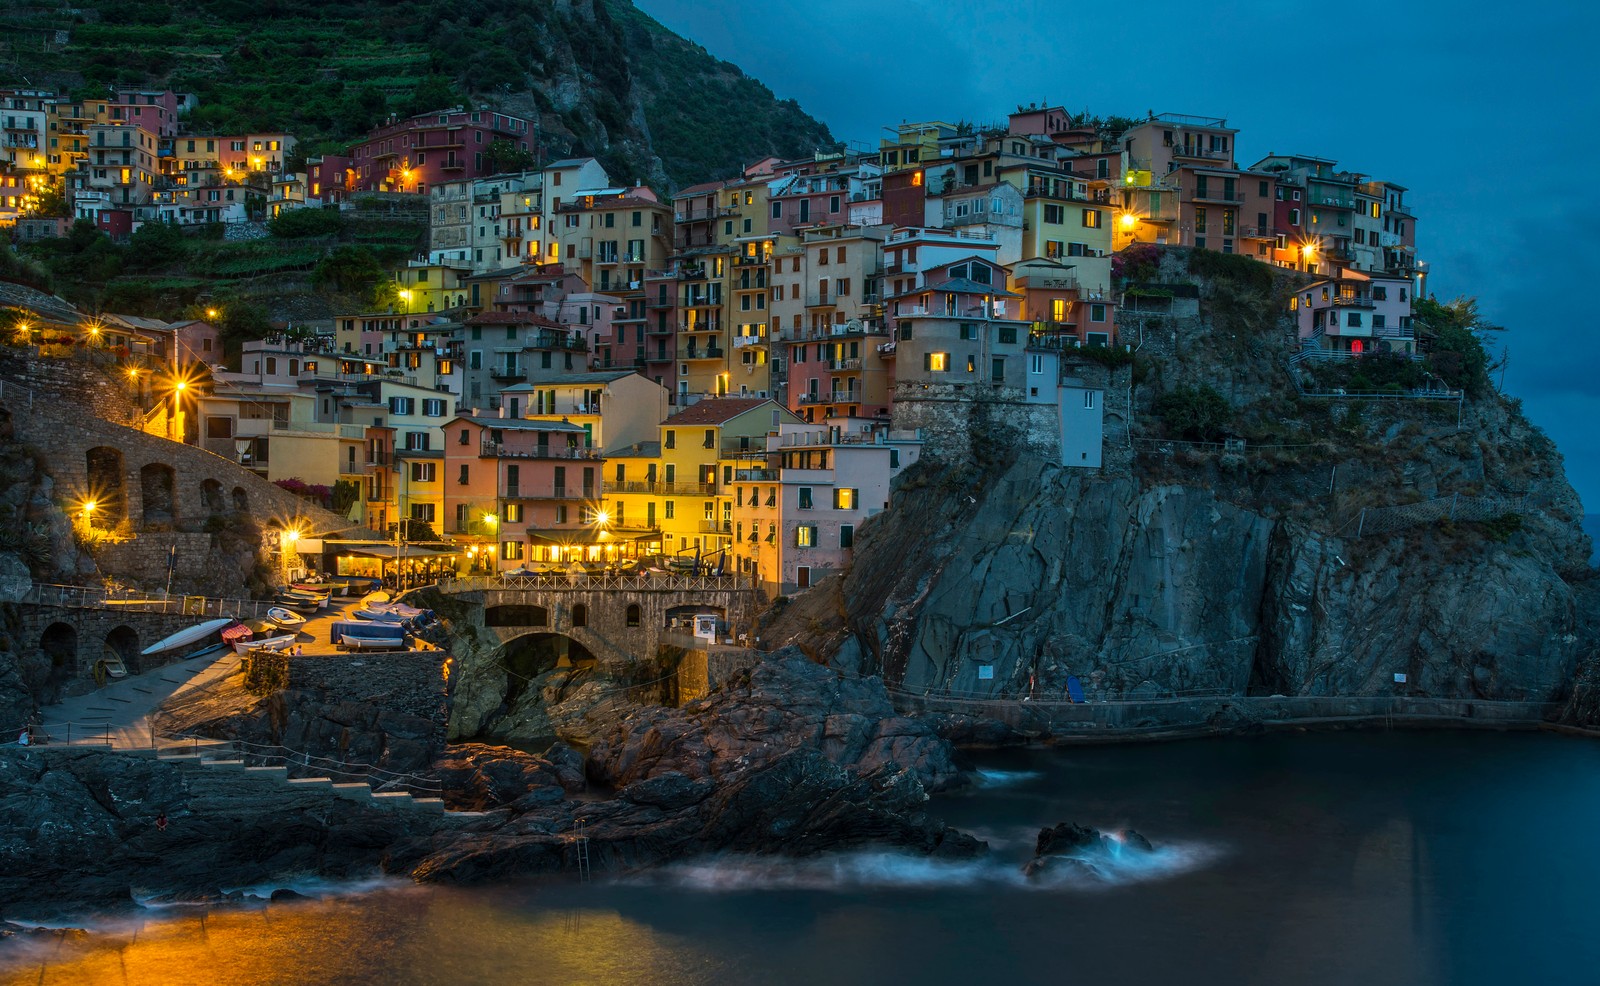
[
  {"left": 761, "top": 248, "right": 1599, "bottom": 715},
  {"left": 0, "top": 0, "right": 838, "bottom": 189}
]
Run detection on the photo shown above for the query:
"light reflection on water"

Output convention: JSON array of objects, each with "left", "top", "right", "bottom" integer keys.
[{"left": 7, "top": 731, "right": 1600, "bottom": 986}]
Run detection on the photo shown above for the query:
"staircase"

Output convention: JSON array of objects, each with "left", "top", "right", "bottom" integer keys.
[{"left": 141, "top": 739, "right": 445, "bottom": 813}]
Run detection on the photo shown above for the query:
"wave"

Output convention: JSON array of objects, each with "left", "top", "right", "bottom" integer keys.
[
  {"left": 619, "top": 840, "right": 1223, "bottom": 894},
  {"left": 972, "top": 769, "right": 1042, "bottom": 788}
]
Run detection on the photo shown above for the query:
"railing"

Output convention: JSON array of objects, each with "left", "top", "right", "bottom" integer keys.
[
  {"left": 678, "top": 347, "right": 726, "bottom": 360},
  {"left": 828, "top": 358, "right": 863, "bottom": 372},
  {"left": 480, "top": 442, "right": 603, "bottom": 460},
  {"left": 501, "top": 485, "right": 597, "bottom": 500},
  {"left": 1191, "top": 187, "right": 1244, "bottom": 203},
  {"left": 601, "top": 480, "right": 716, "bottom": 496},
  {"left": 680, "top": 321, "right": 722, "bottom": 333},
  {"left": 735, "top": 468, "right": 777, "bottom": 482},
  {"left": 210, "top": 738, "right": 444, "bottom": 796},
  {"left": 732, "top": 335, "right": 766, "bottom": 348},
  {"left": 439, "top": 573, "right": 755, "bottom": 593},
  {"left": 22, "top": 582, "right": 277, "bottom": 620},
  {"left": 698, "top": 520, "right": 732, "bottom": 534},
  {"left": 1169, "top": 145, "right": 1230, "bottom": 161}
]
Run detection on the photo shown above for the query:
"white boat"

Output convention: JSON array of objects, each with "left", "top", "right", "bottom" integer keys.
[
  {"left": 266, "top": 607, "right": 307, "bottom": 629},
  {"left": 360, "top": 590, "right": 391, "bottom": 606},
  {"left": 277, "top": 589, "right": 327, "bottom": 611},
  {"left": 140, "top": 618, "right": 235, "bottom": 656},
  {"left": 233, "top": 632, "right": 300, "bottom": 655}
]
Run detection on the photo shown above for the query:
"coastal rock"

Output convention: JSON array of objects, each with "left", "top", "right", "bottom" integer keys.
[
  {"left": 432, "top": 744, "right": 584, "bottom": 811},
  {"left": 1021, "top": 822, "right": 1154, "bottom": 879},
  {"left": 586, "top": 651, "right": 965, "bottom": 794}
]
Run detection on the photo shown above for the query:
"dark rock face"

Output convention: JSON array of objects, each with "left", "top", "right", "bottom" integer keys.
[
  {"left": 0, "top": 748, "right": 447, "bottom": 910},
  {"left": 1022, "top": 821, "right": 1154, "bottom": 879},
  {"left": 433, "top": 743, "right": 587, "bottom": 811},
  {"left": 586, "top": 651, "right": 965, "bottom": 794}
]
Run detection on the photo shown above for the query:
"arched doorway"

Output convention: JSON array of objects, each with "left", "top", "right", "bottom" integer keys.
[
  {"left": 140, "top": 463, "right": 177, "bottom": 528},
  {"left": 84, "top": 446, "right": 125, "bottom": 527},
  {"left": 231, "top": 487, "right": 249, "bottom": 512},
  {"left": 39, "top": 622, "right": 78, "bottom": 674},
  {"left": 200, "top": 478, "right": 225, "bottom": 514},
  {"left": 104, "top": 625, "right": 140, "bottom": 675},
  {"left": 571, "top": 603, "right": 588, "bottom": 628}
]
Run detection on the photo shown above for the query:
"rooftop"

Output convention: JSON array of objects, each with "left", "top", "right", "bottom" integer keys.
[
  {"left": 450, "top": 415, "right": 589, "bottom": 433},
  {"left": 664, "top": 397, "right": 773, "bottom": 426},
  {"left": 501, "top": 370, "right": 637, "bottom": 389}
]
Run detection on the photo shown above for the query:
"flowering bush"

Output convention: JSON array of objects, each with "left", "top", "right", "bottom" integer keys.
[
  {"left": 273, "top": 477, "right": 333, "bottom": 505},
  {"left": 1112, "top": 244, "right": 1163, "bottom": 284}
]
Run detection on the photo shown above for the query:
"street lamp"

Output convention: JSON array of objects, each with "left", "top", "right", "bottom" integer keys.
[
  {"left": 398, "top": 289, "right": 412, "bottom": 314},
  {"left": 81, "top": 499, "right": 97, "bottom": 525},
  {"left": 206, "top": 308, "right": 219, "bottom": 320}
]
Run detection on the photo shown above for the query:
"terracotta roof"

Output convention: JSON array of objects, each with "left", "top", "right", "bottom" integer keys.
[
  {"left": 664, "top": 397, "right": 773, "bottom": 426},
  {"left": 676, "top": 179, "right": 728, "bottom": 197},
  {"left": 448, "top": 415, "right": 589, "bottom": 433}
]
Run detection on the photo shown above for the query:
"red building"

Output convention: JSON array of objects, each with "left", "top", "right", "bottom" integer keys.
[{"left": 346, "top": 109, "right": 531, "bottom": 195}]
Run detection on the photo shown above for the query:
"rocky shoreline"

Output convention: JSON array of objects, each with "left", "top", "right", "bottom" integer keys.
[{"left": 0, "top": 652, "right": 983, "bottom": 917}]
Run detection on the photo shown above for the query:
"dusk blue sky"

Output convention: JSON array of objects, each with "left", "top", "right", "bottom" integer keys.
[{"left": 635, "top": 0, "right": 1600, "bottom": 512}]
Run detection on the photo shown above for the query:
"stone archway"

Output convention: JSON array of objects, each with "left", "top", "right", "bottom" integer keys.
[
  {"left": 104, "top": 625, "right": 141, "bottom": 674},
  {"left": 231, "top": 487, "right": 249, "bottom": 513},
  {"left": 84, "top": 446, "right": 126, "bottom": 527},
  {"left": 200, "top": 478, "right": 225, "bottom": 514},
  {"left": 139, "top": 463, "right": 177, "bottom": 528},
  {"left": 40, "top": 622, "right": 78, "bottom": 675}
]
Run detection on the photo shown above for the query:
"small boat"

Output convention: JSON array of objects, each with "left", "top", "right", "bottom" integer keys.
[
  {"left": 234, "top": 632, "right": 299, "bottom": 655},
  {"left": 291, "top": 582, "right": 340, "bottom": 598},
  {"left": 97, "top": 652, "right": 129, "bottom": 679},
  {"left": 278, "top": 588, "right": 328, "bottom": 610},
  {"left": 330, "top": 620, "right": 407, "bottom": 651},
  {"left": 266, "top": 607, "right": 307, "bottom": 629},
  {"left": 140, "top": 618, "right": 235, "bottom": 656},
  {"left": 359, "top": 590, "right": 391, "bottom": 606}
]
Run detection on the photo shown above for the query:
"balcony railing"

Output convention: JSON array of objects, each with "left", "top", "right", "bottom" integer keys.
[
  {"left": 1169, "top": 145, "right": 1230, "bottom": 162},
  {"left": 731, "top": 335, "right": 767, "bottom": 348},
  {"left": 490, "top": 365, "right": 526, "bottom": 381},
  {"left": 500, "top": 485, "right": 598, "bottom": 500},
  {"left": 590, "top": 356, "right": 645, "bottom": 370},
  {"left": 1191, "top": 188, "right": 1244, "bottom": 203},
  {"left": 600, "top": 480, "right": 717, "bottom": 496},
  {"left": 679, "top": 320, "right": 722, "bottom": 333},
  {"left": 828, "top": 358, "right": 862, "bottom": 372},
  {"left": 480, "top": 442, "right": 603, "bottom": 460},
  {"left": 699, "top": 520, "right": 733, "bottom": 534},
  {"left": 678, "top": 346, "right": 726, "bottom": 361}
]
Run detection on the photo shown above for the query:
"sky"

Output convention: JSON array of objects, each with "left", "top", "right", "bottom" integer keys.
[{"left": 634, "top": 0, "right": 1600, "bottom": 513}]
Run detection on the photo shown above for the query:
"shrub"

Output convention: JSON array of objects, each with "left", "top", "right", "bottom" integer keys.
[
  {"left": 1155, "top": 384, "right": 1232, "bottom": 441},
  {"left": 1187, "top": 248, "right": 1273, "bottom": 295},
  {"left": 268, "top": 207, "right": 344, "bottom": 238}
]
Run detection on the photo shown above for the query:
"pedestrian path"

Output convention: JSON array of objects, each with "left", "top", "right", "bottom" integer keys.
[{"left": 20, "top": 647, "right": 243, "bottom": 751}]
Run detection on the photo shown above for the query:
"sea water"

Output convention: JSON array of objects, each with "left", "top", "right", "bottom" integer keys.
[{"left": 5, "top": 730, "right": 1600, "bottom": 985}]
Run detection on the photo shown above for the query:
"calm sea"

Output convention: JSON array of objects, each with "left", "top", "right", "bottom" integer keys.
[{"left": 5, "top": 731, "right": 1600, "bottom": 985}]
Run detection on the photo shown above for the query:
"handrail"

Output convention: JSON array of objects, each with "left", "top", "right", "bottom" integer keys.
[
  {"left": 440, "top": 573, "right": 753, "bottom": 593},
  {"left": 22, "top": 582, "right": 276, "bottom": 620},
  {"left": 220, "top": 737, "right": 443, "bottom": 793}
]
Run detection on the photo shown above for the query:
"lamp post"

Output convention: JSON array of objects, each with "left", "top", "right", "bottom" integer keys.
[
  {"left": 167, "top": 376, "right": 188, "bottom": 442},
  {"left": 398, "top": 289, "right": 413, "bottom": 316},
  {"left": 481, "top": 512, "right": 497, "bottom": 572}
]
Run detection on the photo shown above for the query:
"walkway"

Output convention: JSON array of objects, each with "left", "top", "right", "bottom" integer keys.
[{"left": 21, "top": 647, "right": 244, "bottom": 751}]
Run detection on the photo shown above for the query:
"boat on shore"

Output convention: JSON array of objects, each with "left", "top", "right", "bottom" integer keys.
[
  {"left": 234, "top": 632, "right": 300, "bottom": 655},
  {"left": 330, "top": 620, "right": 407, "bottom": 651},
  {"left": 265, "top": 607, "right": 307, "bottom": 629},
  {"left": 140, "top": 618, "right": 235, "bottom": 656}
]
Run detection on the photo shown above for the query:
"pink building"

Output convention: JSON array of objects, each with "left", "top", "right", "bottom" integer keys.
[
  {"left": 442, "top": 415, "right": 624, "bottom": 571},
  {"left": 1293, "top": 270, "right": 1416, "bottom": 356},
  {"left": 347, "top": 109, "right": 531, "bottom": 195}
]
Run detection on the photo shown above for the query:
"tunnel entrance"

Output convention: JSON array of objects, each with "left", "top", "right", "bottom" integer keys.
[{"left": 500, "top": 632, "right": 597, "bottom": 706}]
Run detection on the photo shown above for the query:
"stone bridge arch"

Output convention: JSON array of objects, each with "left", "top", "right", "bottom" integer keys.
[
  {"left": 200, "top": 478, "right": 226, "bottom": 515},
  {"left": 40, "top": 622, "right": 78, "bottom": 673},
  {"left": 103, "top": 624, "right": 140, "bottom": 673}
]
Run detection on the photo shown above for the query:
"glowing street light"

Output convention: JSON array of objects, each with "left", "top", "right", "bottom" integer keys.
[
  {"left": 398, "top": 289, "right": 413, "bottom": 314},
  {"left": 206, "top": 308, "right": 219, "bottom": 320},
  {"left": 1120, "top": 213, "right": 1137, "bottom": 229}
]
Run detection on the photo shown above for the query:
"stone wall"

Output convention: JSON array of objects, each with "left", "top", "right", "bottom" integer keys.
[
  {"left": 674, "top": 644, "right": 763, "bottom": 703},
  {"left": 890, "top": 382, "right": 1059, "bottom": 463},
  {"left": 12, "top": 603, "right": 226, "bottom": 700}
]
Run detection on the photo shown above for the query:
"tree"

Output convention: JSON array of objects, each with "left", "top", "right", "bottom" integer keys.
[
  {"left": 1416, "top": 296, "right": 1502, "bottom": 397},
  {"left": 404, "top": 76, "right": 463, "bottom": 117},
  {"left": 126, "top": 219, "right": 189, "bottom": 270},
  {"left": 483, "top": 139, "right": 536, "bottom": 175},
  {"left": 1154, "top": 384, "right": 1232, "bottom": 442},
  {"left": 268, "top": 207, "right": 344, "bottom": 238},
  {"left": 313, "top": 245, "right": 388, "bottom": 304}
]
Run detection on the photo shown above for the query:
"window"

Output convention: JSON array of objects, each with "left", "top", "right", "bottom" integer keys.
[
  {"left": 833, "top": 488, "right": 857, "bottom": 510},
  {"left": 798, "top": 487, "right": 813, "bottom": 509},
  {"left": 998, "top": 326, "right": 1017, "bottom": 344},
  {"left": 1289, "top": 208, "right": 1300, "bottom": 226},
  {"left": 457, "top": 464, "right": 469, "bottom": 485},
  {"left": 501, "top": 540, "right": 523, "bottom": 560},
  {"left": 265, "top": 357, "right": 277, "bottom": 374},
  {"left": 422, "top": 398, "right": 446, "bottom": 416},
  {"left": 504, "top": 503, "right": 523, "bottom": 523},
  {"left": 409, "top": 461, "right": 436, "bottom": 482},
  {"left": 409, "top": 503, "right": 435, "bottom": 522},
  {"left": 796, "top": 525, "right": 815, "bottom": 548},
  {"left": 664, "top": 429, "right": 675, "bottom": 449},
  {"left": 925, "top": 352, "right": 948, "bottom": 372},
  {"left": 1372, "top": 286, "right": 1388, "bottom": 300},
  {"left": 1347, "top": 312, "right": 1362, "bottom": 327},
  {"left": 1082, "top": 209, "right": 1102, "bottom": 228},
  {"left": 1084, "top": 391, "right": 1097, "bottom": 409},
  {"left": 1090, "top": 304, "right": 1106, "bottom": 323},
  {"left": 665, "top": 500, "right": 675, "bottom": 519},
  {"left": 572, "top": 604, "right": 588, "bottom": 628},
  {"left": 389, "top": 396, "right": 415, "bottom": 415},
  {"left": 840, "top": 525, "right": 854, "bottom": 549},
  {"left": 1044, "top": 204, "right": 1064, "bottom": 224},
  {"left": 626, "top": 604, "right": 641, "bottom": 627}
]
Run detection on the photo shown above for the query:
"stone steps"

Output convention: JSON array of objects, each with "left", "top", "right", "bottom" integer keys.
[{"left": 153, "top": 741, "right": 444, "bottom": 812}]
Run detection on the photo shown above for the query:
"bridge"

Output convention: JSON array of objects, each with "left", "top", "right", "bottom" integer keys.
[{"left": 430, "top": 573, "right": 760, "bottom": 670}]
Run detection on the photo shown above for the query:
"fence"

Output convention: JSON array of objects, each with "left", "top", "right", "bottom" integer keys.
[
  {"left": 23, "top": 582, "right": 280, "bottom": 620},
  {"left": 1345, "top": 492, "right": 1528, "bottom": 538},
  {"left": 439, "top": 573, "right": 754, "bottom": 593},
  {"left": 886, "top": 688, "right": 1561, "bottom": 733},
  {"left": 163, "top": 735, "right": 443, "bottom": 796}
]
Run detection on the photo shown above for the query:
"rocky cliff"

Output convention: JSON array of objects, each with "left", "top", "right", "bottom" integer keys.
[{"left": 766, "top": 251, "right": 1599, "bottom": 712}]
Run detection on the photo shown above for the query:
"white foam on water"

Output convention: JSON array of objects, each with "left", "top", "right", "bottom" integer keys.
[
  {"left": 619, "top": 839, "right": 1223, "bottom": 894},
  {"left": 972, "top": 769, "right": 1043, "bottom": 788}
]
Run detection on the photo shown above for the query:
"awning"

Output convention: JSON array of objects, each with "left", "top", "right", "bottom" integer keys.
[
  {"left": 525, "top": 528, "right": 660, "bottom": 546},
  {"left": 338, "top": 543, "right": 460, "bottom": 559}
]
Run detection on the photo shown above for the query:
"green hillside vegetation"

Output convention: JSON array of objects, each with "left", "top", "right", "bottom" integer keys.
[{"left": 0, "top": 0, "right": 838, "bottom": 187}]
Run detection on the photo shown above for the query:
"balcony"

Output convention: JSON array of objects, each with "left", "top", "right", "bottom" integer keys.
[
  {"left": 681, "top": 293, "right": 723, "bottom": 308},
  {"left": 500, "top": 485, "right": 598, "bottom": 500},
  {"left": 735, "top": 468, "right": 776, "bottom": 482},
  {"left": 805, "top": 292, "right": 835, "bottom": 308},
  {"left": 601, "top": 480, "right": 716, "bottom": 496},
  {"left": 735, "top": 253, "right": 770, "bottom": 267},
  {"left": 480, "top": 441, "right": 603, "bottom": 461},
  {"left": 489, "top": 365, "right": 526, "bottom": 382},
  {"left": 678, "top": 346, "right": 726, "bottom": 361},
  {"left": 591, "top": 356, "right": 645, "bottom": 370},
  {"left": 1191, "top": 187, "right": 1244, "bottom": 204},
  {"left": 1308, "top": 193, "right": 1355, "bottom": 209},
  {"left": 529, "top": 331, "right": 588, "bottom": 352},
  {"left": 1169, "top": 145, "right": 1230, "bottom": 162},
  {"left": 679, "top": 320, "right": 722, "bottom": 333},
  {"left": 828, "top": 358, "right": 862, "bottom": 372},
  {"left": 699, "top": 520, "right": 733, "bottom": 534},
  {"left": 732, "top": 335, "right": 767, "bottom": 348},
  {"left": 1241, "top": 225, "right": 1277, "bottom": 240}
]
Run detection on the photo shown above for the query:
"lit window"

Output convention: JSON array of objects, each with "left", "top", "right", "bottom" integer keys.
[
  {"left": 796, "top": 525, "right": 814, "bottom": 547},
  {"left": 926, "top": 352, "right": 949, "bottom": 372}
]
